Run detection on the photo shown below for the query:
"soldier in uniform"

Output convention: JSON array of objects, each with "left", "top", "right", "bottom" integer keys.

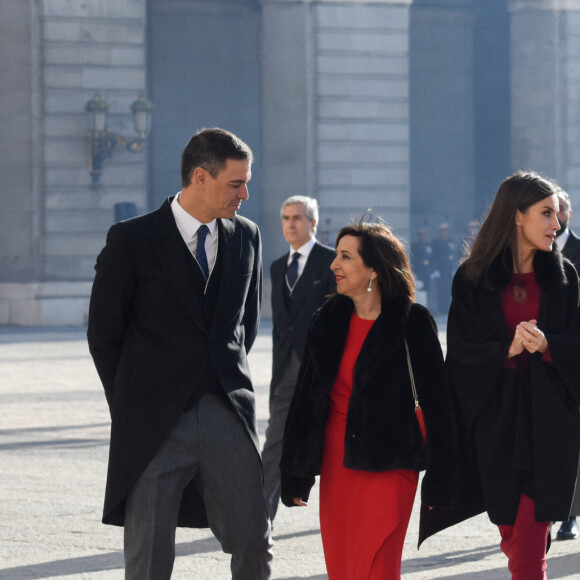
[
  {"left": 431, "top": 222, "right": 457, "bottom": 314},
  {"left": 411, "top": 228, "right": 433, "bottom": 291}
]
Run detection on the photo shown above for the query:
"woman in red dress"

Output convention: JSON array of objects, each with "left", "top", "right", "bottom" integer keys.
[{"left": 280, "top": 222, "right": 458, "bottom": 579}]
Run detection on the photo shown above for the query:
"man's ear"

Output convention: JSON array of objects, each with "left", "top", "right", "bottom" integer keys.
[{"left": 192, "top": 166, "right": 206, "bottom": 185}]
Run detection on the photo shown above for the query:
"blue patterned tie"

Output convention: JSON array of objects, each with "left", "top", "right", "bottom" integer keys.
[
  {"left": 196, "top": 224, "right": 209, "bottom": 279},
  {"left": 286, "top": 251, "right": 300, "bottom": 289}
]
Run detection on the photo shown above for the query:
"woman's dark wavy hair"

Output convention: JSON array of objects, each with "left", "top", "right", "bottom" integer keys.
[
  {"left": 335, "top": 220, "right": 415, "bottom": 301},
  {"left": 463, "top": 170, "right": 558, "bottom": 289}
]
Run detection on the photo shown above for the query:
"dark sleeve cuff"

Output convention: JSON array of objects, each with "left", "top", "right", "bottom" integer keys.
[{"left": 280, "top": 471, "right": 316, "bottom": 507}]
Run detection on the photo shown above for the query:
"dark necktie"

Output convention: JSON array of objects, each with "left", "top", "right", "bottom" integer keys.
[
  {"left": 196, "top": 224, "right": 210, "bottom": 279},
  {"left": 286, "top": 251, "right": 300, "bottom": 289}
]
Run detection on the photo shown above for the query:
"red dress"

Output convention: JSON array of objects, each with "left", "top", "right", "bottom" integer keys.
[
  {"left": 501, "top": 271, "right": 551, "bottom": 371},
  {"left": 319, "top": 313, "right": 419, "bottom": 580}
]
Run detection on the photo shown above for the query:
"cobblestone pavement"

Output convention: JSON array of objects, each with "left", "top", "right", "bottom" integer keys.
[{"left": 1, "top": 322, "right": 580, "bottom": 579}]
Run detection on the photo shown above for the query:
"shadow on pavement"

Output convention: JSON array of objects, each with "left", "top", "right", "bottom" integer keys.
[
  {"left": 405, "top": 544, "right": 580, "bottom": 578},
  {"left": 0, "top": 327, "right": 87, "bottom": 344},
  {"left": 0, "top": 552, "right": 124, "bottom": 579},
  {"left": 404, "top": 543, "right": 499, "bottom": 575},
  {"left": 0, "top": 438, "right": 108, "bottom": 451},
  {"left": 0, "top": 422, "right": 110, "bottom": 436},
  {"left": 0, "top": 422, "right": 110, "bottom": 451},
  {"left": 277, "top": 576, "right": 327, "bottom": 579},
  {"left": 0, "top": 530, "right": 325, "bottom": 579},
  {"left": 273, "top": 528, "right": 320, "bottom": 542},
  {"left": 0, "top": 536, "right": 228, "bottom": 579}
]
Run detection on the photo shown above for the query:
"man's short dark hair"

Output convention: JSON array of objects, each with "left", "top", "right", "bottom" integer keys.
[{"left": 181, "top": 128, "right": 254, "bottom": 187}]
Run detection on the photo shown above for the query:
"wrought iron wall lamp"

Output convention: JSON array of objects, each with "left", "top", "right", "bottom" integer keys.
[{"left": 84, "top": 93, "right": 154, "bottom": 184}]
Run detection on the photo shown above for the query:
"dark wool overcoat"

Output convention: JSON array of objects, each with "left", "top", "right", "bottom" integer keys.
[
  {"left": 563, "top": 229, "right": 580, "bottom": 269},
  {"left": 420, "top": 249, "right": 580, "bottom": 545},
  {"left": 87, "top": 198, "right": 262, "bottom": 528},
  {"left": 280, "top": 293, "right": 459, "bottom": 511},
  {"left": 270, "top": 242, "right": 336, "bottom": 392}
]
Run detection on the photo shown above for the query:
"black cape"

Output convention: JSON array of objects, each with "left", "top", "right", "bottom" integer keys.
[{"left": 420, "top": 249, "right": 580, "bottom": 545}]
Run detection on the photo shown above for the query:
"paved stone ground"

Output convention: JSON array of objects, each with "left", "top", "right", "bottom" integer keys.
[{"left": 1, "top": 321, "right": 580, "bottom": 579}]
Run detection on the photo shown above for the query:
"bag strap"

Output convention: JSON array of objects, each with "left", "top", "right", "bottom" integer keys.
[{"left": 404, "top": 338, "right": 421, "bottom": 411}]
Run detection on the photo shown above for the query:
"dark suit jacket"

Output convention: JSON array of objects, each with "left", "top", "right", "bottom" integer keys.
[
  {"left": 87, "top": 197, "right": 262, "bottom": 527},
  {"left": 270, "top": 242, "right": 335, "bottom": 391},
  {"left": 563, "top": 229, "right": 580, "bottom": 269}
]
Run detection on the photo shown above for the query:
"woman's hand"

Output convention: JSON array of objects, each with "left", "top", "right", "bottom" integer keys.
[
  {"left": 517, "top": 319, "right": 548, "bottom": 354},
  {"left": 293, "top": 498, "right": 308, "bottom": 507},
  {"left": 508, "top": 329, "right": 526, "bottom": 358}
]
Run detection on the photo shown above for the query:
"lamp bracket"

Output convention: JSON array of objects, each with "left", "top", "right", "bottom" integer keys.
[{"left": 88, "top": 130, "right": 147, "bottom": 185}]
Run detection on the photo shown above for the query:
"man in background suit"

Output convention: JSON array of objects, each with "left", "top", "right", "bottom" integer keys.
[
  {"left": 556, "top": 188, "right": 580, "bottom": 268},
  {"left": 87, "top": 128, "right": 272, "bottom": 579},
  {"left": 262, "top": 196, "right": 335, "bottom": 521},
  {"left": 555, "top": 186, "right": 580, "bottom": 541}
]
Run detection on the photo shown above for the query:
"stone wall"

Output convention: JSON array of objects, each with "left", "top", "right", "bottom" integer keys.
[
  {"left": 0, "top": 0, "right": 149, "bottom": 325},
  {"left": 42, "top": 0, "right": 148, "bottom": 280},
  {"left": 509, "top": 0, "right": 580, "bottom": 210},
  {"left": 261, "top": 0, "right": 412, "bottom": 268},
  {"left": 3, "top": 0, "right": 580, "bottom": 325},
  {"left": 0, "top": 1, "right": 41, "bottom": 285},
  {"left": 559, "top": 7, "right": 580, "bottom": 207},
  {"left": 410, "top": 0, "right": 476, "bottom": 240},
  {"left": 316, "top": 1, "right": 412, "bottom": 246}
]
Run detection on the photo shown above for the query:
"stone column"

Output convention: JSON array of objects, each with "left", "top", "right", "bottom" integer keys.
[
  {"left": 261, "top": 0, "right": 413, "bottom": 269},
  {"left": 0, "top": 1, "right": 42, "bottom": 285},
  {"left": 261, "top": 0, "right": 318, "bottom": 267},
  {"left": 509, "top": 0, "right": 565, "bottom": 180},
  {"left": 509, "top": 0, "right": 580, "bottom": 204},
  {"left": 0, "top": 0, "right": 149, "bottom": 325},
  {"left": 409, "top": 0, "right": 476, "bottom": 239},
  {"left": 0, "top": 0, "right": 48, "bottom": 325}
]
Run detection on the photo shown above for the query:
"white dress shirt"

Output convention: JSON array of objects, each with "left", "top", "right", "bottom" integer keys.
[
  {"left": 556, "top": 228, "right": 570, "bottom": 253},
  {"left": 286, "top": 237, "right": 317, "bottom": 291},
  {"left": 171, "top": 192, "right": 218, "bottom": 276}
]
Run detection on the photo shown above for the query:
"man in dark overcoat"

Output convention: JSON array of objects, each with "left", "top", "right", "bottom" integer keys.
[
  {"left": 87, "top": 128, "right": 272, "bottom": 579},
  {"left": 556, "top": 188, "right": 580, "bottom": 268},
  {"left": 555, "top": 187, "right": 580, "bottom": 540},
  {"left": 262, "top": 195, "right": 335, "bottom": 521}
]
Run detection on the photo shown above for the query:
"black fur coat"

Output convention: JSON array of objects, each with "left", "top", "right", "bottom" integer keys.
[{"left": 280, "top": 293, "right": 458, "bottom": 510}]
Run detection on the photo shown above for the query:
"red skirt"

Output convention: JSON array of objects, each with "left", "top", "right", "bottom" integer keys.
[{"left": 320, "top": 408, "right": 419, "bottom": 580}]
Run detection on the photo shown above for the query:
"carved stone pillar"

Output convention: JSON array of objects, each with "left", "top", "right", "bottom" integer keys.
[
  {"left": 509, "top": 0, "right": 580, "bottom": 199},
  {"left": 509, "top": 0, "right": 564, "bottom": 180},
  {"left": 260, "top": 0, "right": 413, "bottom": 267},
  {"left": 409, "top": 0, "right": 477, "bottom": 238}
]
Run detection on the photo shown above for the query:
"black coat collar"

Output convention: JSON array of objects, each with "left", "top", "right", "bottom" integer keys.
[
  {"left": 308, "top": 293, "right": 413, "bottom": 358},
  {"left": 487, "top": 248, "right": 567, "bottom": 292}
]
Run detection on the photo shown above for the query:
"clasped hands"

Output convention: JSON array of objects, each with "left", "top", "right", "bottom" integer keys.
[{"left": 508, "top": 319, "right": 548, "bottom": 358}]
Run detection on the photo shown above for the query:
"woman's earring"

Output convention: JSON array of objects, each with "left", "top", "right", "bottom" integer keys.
[{"left": 368, "top": 275, "right": 373, "bottom": 293}]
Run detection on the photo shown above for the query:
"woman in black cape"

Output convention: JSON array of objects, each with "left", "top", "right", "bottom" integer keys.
[{"left": 422, "top": 171, "right": 580, "bottom": 579}]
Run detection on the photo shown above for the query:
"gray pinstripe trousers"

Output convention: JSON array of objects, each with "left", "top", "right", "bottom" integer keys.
[
  {"left": 123, "top": 393, "right": 273, "bottom": 579},
  {"left": 262, "top": 351, "right": 301, "bottom": 521}
]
